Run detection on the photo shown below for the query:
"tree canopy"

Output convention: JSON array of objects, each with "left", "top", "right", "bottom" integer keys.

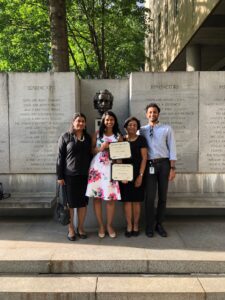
[{"left": 0, "top": 0, "right": 149, "bottom": 78}]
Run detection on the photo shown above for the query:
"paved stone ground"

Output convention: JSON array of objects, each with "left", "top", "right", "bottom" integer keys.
[
  {"left": 0, "top": 215, "right": 225, "bottom": 274},
  {"left": 1, "top": 216, "right": 225, "bottom": 299}
]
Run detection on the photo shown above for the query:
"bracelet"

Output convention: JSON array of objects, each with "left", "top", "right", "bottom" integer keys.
[
  {"left": 139, "top": 173, "right": 143, "bottom": 177},
  {"left": 170, "top": 167, "right": 176, "bottom": 170}
]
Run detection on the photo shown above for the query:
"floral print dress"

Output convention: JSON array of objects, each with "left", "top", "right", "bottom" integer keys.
[{"left": 86, "top": 133, "right": 121, "bottom": 201}]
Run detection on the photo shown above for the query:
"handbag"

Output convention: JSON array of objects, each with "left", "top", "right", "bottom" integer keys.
[
  {"left": 55, "top": 184, "right": 70, "bottom": 225},
  {"left": 0, "top": 182, "right": 11, "bottom": 200}
]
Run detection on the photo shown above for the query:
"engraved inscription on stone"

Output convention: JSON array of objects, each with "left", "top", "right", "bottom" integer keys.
[
  {"left": 199, "top": 72, "right": 225, "bottom": 172},
  {"left": 9, "top": 73, "right": 76, "bottom": 173},
  {"left": 130, "top": 72, "right": 199, "bottom": 172},
  {"left": 0, "top": 74, "right": 9, "bottom": 173}
]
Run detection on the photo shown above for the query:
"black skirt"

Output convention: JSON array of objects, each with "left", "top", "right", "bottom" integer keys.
[
  {"left": 120, "top": 181, "right": 145, "bottom": 202},
  {"left": 64, "top": 175, "right": 88, "bottom": 208}
]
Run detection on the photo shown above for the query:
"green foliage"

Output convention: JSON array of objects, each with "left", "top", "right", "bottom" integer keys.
[
  {"left": 67, "top": 0, "right": 148, "bottom": 78},
  {"left": 0, "top": 0, "right": 51, "bottom": 71},
  {"left": 0, "top": 0, "right": 149, "bottom": 77}
]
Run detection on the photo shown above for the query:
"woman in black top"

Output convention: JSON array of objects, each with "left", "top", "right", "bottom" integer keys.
[
  {"left": 120, "top": 117, "right": 148, "bottom": 237},
  {"left": 57, "top": 113, "right": 92, "bottom": 241}
]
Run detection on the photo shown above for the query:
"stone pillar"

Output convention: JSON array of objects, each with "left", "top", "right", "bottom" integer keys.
[{"left": 186, "top": 45, "right": 201, "bottom": 71}]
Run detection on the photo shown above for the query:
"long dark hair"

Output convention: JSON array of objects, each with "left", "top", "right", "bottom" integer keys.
[
  {"left": 99, "top": 111, "right": 121, "bottom": 139},
  {"left": 69, "top": 112, "right": 87, "bottom": 135}
]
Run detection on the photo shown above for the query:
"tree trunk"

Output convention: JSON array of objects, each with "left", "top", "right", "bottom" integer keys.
[{"left": 49, "top": 0, "right": 69, "bottom": 71}]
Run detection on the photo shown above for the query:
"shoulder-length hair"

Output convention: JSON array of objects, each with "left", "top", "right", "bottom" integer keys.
[
  {"left": 69, "top": 112, "right": 87, "bottom": 135},
  {"left": 123, "top": 116, "right": 141, "bottom": 130},
  {"left": 99, "top": 111, "right": 121, "bottom": 138}
]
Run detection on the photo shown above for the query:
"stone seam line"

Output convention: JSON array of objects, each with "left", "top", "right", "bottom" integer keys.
[
  {"left": 95, "top": 275, "right": 99, "bottom": 299},
  {"left": 197, "top": 277, "right": 207, "bottom": 300}
]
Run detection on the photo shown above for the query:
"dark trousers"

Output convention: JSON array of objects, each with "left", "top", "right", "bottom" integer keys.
[{"left": 145, "top": 159, "right": 170, "bottom": 231}]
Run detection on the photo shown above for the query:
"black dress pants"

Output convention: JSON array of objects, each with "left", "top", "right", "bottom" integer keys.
[{"left": 145, "top": 159, "right": 170, "bottom": 232}]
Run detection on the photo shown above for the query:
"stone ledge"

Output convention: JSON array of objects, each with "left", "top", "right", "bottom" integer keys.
[
  {"left": 0, "top": 193, "right": 56, "bottom": 209},
  {"left": 1, "top": 193, "right": 225, "bottom": 210},
  {"left": 167, "top": 193, "right": 225, "bottom": 208}
]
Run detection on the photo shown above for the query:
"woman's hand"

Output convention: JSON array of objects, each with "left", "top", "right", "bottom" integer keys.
[
  {"left": 100, "top": 142, "right": 109, "bottom": 151},
  {"left": 121, "top": 180, "right": 128, "bottom": 184},
  {"left": 57, "top": 179, "right": 65, "bottom": 186},
  {"left": 116, "top": 159, "right": 122, "bottom": 164},
  {"left": 134, "top": 175, "right": 142, "bottom": 188}
]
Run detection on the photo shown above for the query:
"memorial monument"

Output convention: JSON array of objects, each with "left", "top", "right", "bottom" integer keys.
[{"left": 1, "top": 71, "right": 225, "bottom": 219}]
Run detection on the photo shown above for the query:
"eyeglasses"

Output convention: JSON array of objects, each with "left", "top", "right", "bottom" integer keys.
[{"left": 150, "top": 126, "right": 153, "bottom": 137}]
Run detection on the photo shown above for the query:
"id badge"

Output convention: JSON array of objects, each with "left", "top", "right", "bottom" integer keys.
[{"left": 149, "top": 166, "right": 155, "bottom": 174}]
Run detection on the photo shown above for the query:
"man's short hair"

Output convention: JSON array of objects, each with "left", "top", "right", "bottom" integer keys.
[{"left": 145, "top": 103, "right": 161, "bottom": 113}]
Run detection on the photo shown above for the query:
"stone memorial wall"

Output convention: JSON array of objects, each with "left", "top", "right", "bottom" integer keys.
[
  {"left": 130, "top": 72, "right": 198, "bottom": 172},
  {"left": 9, "top": 73, "right": 77, "bottom": 173},
  {"left": 0, "top": 74, "right": 9, "bottom": 173},
  {"left": 199, "top": 72, "right": 225, "bottom": 172}
]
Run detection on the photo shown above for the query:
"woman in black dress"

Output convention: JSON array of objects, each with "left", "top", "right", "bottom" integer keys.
[
  {"left": 120, "top": 117, "right": 148, "bottom": 237},
  {"left": 56, "top": 113, "right": 92, "bottom": 241}
]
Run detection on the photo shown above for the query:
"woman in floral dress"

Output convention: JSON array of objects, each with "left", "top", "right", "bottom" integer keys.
[{"left": 86, "top": 111, "right": 122, "bottom": 238}]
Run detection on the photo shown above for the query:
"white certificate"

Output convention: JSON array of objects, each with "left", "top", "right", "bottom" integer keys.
[
  {"left": 109, "top": 141, "right": 131, "bottom": 159},
  {"left": 111, "top": 164, "right": 133, "bottom": 181}
]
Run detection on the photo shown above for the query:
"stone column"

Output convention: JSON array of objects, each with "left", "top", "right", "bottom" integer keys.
[{"left": 186, "top": 45, "right": 201, "bottom": 71}]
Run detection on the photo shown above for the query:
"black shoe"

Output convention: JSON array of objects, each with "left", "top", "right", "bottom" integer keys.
[
  {"left": 132, "top": 230, "right": 140, "bottom": 237},
  {"left": 145, "top": 230, "right": 154, "bottom": 238},
  {"left": 155, "top": 223, "right": 167, "bottom": 237},
  {"left": 67, "top": 233, "right": 76, "bottom": 241},
  {"left": 77, "top": 228, "right": 88, "bottom": 239},
  {"left": 125, "top": 230, "right": 133, "bottom": 238},
  {"left": 77, "top": 232, "right": 88, "bottom": 239}
]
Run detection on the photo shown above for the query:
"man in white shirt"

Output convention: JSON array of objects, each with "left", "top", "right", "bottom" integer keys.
[{"left": 140, "top": 103, "right": 177, "bottom": 237}]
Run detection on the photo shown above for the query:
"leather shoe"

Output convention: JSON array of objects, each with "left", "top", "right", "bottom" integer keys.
[
  {"left": 145, "top": 230, "right": 154, "bottom": 238},
  {"left": 125, "top": 230, "right": 133, "bottom": 238},
  {"left": 98, "top": 232, "right": 106, "bottom": 238},
  {"left": 132, "top": 230, "right": 140, "bottom": 237},
  {"left": 67, "top": 233, "right": 76, "bottom": 241},
  {"left": 155, "top": 223, "right": 167, "bottom": 237},
  {"left": 77, "top": 228, "right": 87, "bottom": 239},
  {"left": 77, "top": 232, "right": 88, "bottom": 239},
  {"left": 107, "top": 231, "right": 117, "bottom": 238}
]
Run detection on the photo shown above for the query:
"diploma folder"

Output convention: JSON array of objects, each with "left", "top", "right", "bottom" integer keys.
[
  {"left": 109, "top": 141, "right": 131, "bottom": 160},
  {"left": 111, "top": 163, "right": 133, "bottom": 181}
]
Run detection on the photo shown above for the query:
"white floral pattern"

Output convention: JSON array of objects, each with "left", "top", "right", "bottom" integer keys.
[{"left": 86, "top": 134, "right": 121, "bottom": 201}]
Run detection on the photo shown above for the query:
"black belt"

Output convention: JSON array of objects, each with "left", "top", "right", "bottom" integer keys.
[{"left": 149, "top": 158, "right": 168, "bottom": 163}]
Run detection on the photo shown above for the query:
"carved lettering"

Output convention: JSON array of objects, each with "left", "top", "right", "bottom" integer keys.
[{"left": 10, "top": 74, "right": 75, "bottom": 173}]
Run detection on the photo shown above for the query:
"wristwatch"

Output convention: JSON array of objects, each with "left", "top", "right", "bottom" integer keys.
[{"left": 170, "top": 167, "right": 176, "bottom": 170}]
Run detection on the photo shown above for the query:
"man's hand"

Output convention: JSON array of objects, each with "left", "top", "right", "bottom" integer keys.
[{"left": 168, "top": 169, "right": 176, "bottom": 181}]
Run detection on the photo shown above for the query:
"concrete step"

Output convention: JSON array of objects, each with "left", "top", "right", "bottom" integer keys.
[
  {"left": 0, "top": 275, "right": 224, "bottom": 300},
  {"left": 1, "top": 248, "right": 225, "bottom": 274}
]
